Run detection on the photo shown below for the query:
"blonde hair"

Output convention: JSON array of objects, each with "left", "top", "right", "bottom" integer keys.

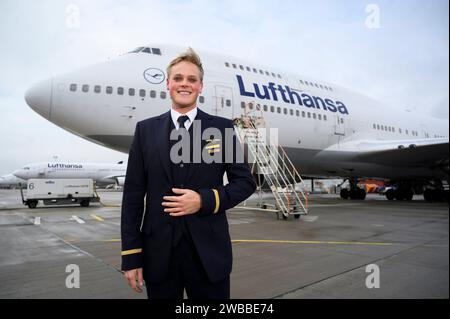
[{"left": 167, "top": 47, "right": 204, "bottom": 81}]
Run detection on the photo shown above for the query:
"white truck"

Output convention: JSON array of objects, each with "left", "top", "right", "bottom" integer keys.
[{"left": 20, "top": 179, "right": 100, "bottom": 209}]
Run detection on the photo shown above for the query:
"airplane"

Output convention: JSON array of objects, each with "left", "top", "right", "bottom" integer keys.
[
  {"left": 12, "top": 161, "right": 127, "bottom": 187},
  {"left": 0, "top": 174, "right": 27, "bottom": 189},
  {"left": 23, "top": 44, "right": 449, "bottom": 201}
]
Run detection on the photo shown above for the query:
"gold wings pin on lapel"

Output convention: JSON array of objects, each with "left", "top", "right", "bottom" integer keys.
[{"left": 205, "top": 139, "right": 221, "bottom": 154}]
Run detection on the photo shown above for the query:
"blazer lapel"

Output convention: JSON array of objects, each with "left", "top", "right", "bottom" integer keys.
[
  {"left": 156, "top": 111, "right": 172, "bottom": 184},
  {"left": 186, "top": 108, "right": 213, "bottom": 182}
]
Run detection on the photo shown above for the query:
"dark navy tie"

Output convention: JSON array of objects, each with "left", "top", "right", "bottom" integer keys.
[
  {"left": 177, "top": 115, "right": 189, "bottom": 129},
  {"left": 172, "top": 114, "right": 190, "bottom": 247}
]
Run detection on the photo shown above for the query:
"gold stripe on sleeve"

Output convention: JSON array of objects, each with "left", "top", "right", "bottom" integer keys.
[
  {"left": 121, "top": 248, "right": 142, "bottom": 256},
  {"left": 212, "top": 189, "right": 220, "bottom": 214}
]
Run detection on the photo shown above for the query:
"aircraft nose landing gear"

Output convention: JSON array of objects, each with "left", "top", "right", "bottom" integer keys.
[{"left": 339, "top": 178, "right": 366, "bottom": 200}]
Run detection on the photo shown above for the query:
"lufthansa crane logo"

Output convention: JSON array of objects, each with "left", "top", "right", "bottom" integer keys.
[{"left": 143, "top": 68, "right": 165, "bottom": 84}]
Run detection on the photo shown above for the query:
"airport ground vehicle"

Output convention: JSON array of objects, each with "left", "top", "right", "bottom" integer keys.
[{"left": 20, "top": 179, "right": 99, "bottom": 209}]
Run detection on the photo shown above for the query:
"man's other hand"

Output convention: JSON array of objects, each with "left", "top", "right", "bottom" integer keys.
[
  {"left": 162, "top": 188, "right": 202, "bottom": 216},
  {"left": 124, "top": 268, "right": 144, "bottom": 293}
]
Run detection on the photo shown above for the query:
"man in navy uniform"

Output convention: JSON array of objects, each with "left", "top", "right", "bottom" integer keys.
[{"left": 121, "top": 48, "right": 256, "bottom": 299}]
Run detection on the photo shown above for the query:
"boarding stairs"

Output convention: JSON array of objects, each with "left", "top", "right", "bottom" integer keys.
[{"left": 233, "top": 102, "right": 308, "bottom": 219}]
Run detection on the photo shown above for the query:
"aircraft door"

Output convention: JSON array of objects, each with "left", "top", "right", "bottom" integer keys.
[
  {"left": 334, "top": 114, "right": 345, "bottom": 136},
  {"left": 214, "top": 85, "right": 234, "bottom": 119}
]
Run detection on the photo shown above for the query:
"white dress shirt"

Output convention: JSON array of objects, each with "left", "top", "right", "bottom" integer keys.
[{"left": 170, "top": 107, "right": 198, "bottom": 130}]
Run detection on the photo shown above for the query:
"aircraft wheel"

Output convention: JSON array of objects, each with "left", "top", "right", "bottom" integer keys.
[
  {"left": 423, "top": 189, "right": 434, "bottom": 202},
  {"left": 350, "top": 188, "right": 366, "bottom": 200},
  {"left": 433, "top": 190, "right": 443, "bottom": 201},
  {"left": 385, "top": 189, "right": 395, "bottom": 200},
  {"left": 405, "top": 190, "right": 414, "bottom": 201},
  {"left": 395, "top": 190, "right": 405, "bottom": 200},
  {"left": 443, "top": 190, "right": 450, "bottom": 202},
  {"left": 340, "top": 189, "right": 349, "bottom": 199},
  {"left": 359, "top": 188, "right": 367, "bottom": 200}
]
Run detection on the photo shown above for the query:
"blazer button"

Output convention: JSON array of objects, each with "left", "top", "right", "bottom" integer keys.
[{"left": 180, "top": 163, "right": 184, "bottom": 168}]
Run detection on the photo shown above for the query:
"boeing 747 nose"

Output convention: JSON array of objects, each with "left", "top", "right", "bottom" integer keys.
[
  {"left": 25, "top": 78, "right": 53, "bottom": 119},
  {"left": 12, "top": 169, "right": 27, "bottom": 179}
]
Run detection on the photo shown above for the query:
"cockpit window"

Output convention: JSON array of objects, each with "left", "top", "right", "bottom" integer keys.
[
  {"left": 129, "top": 47, "right": 144, "bottom": 53},
  {"left": 127, "top": 46, "right": 162, "bottom": 55}
]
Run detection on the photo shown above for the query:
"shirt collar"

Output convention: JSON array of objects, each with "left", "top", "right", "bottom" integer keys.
[{"left": 170, "top": 107, "right": 198, "bottom": 130}]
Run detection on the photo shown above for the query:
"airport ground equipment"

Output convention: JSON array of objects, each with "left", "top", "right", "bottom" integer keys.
[
  {"left": 233, "top": 102, "right": 308, "bottom": 220},
  {"left": 20, "top": 179, "right": 99, "bottom": 209}
]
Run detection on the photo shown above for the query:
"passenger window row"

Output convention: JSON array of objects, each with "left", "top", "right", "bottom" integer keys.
[
  {"left": 241, "top": 102, "right": 328, "bottom": 121},
  {"left": 372, "top": 123, "right": 420, "bottom": 136},
  {"left": 225, "top": 62, "right": 282, "bottom": 79},
  {"left": 69, "top": 83, "right": 206, "bottom": 104},
  {"left": 223, "top": 60, "right": 333, "bottom": 92},
  {"left": 298, "top": 79, "right": 333, "bottom": 92}
]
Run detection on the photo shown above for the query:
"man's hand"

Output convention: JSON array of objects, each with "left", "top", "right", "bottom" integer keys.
[
  {"left": 162, "top": 188, "right": 202, "bottom": 216},
  {"left": 124, "top": 268, "right": 144, "bottom": 293}
]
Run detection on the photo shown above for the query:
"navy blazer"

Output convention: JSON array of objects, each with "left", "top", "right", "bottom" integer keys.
[{"left": 121, "top": 108, "right": 256, "bottom": 283}]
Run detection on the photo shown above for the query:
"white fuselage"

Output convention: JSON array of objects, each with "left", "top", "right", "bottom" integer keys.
[
  {"left": 0, "top": 174, "right": 26, "bottom": 188},
  {"left": 25, "top": 44, "right": 448, "bottom": 180},
  {"left": 13, "top": 162, "right": 126, "bottom": 185}
]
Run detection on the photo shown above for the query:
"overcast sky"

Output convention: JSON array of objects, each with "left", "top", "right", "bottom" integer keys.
[{"left": 0, "top": 0, "right": 448, "bottom": 176}]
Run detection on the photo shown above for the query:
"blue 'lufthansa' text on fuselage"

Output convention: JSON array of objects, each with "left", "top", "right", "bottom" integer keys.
[
  {"left": 48, "top": 163, "right": 83, "bottom": 169},
  {"left": 236, "top": 75, "right": 349, "bottom": 115}
]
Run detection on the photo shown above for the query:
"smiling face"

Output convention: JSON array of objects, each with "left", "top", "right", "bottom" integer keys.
[{"left": 167, "top": 61, "right": 203, "bottom": 113}]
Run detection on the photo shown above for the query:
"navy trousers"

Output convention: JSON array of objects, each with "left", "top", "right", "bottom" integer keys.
[{"left": 145, "top": 236, "right": 230, "bottom": 299}]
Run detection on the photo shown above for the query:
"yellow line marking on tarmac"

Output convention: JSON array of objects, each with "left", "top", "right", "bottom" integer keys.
[
  {"left": 90, "top": 214, "right": 104, "bottom": 221},
  {"left": 99, "top": 202, "right": 121, "bottom": 207},
  {"left": 232, "top": 239, "right": 392, "bottom": 246},
  {"left": 103, "top": 239, "right": 391, "bottom": 246}
]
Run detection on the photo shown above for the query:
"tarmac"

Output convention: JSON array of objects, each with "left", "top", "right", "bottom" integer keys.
[{"left": 0, "top": 189, "right": 448, "bottom": 299}]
